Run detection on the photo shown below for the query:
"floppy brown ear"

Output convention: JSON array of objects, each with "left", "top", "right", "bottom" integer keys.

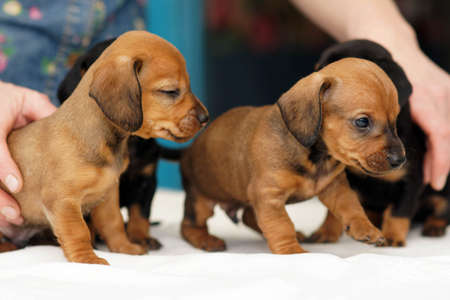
[
  {"left": 277, "top": 72, "right": 332, "bottom": 148},
  {"left": 89, "top": 56, "right": 143, "bottom": 132}
]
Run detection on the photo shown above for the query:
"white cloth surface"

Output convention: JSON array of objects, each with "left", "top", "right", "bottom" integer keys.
[{"left": 1, "top": 189, "right": 449, "bottom": 300}]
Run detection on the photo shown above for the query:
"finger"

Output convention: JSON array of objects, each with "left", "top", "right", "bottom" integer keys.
[
  {"left": 21, "top": 89, "right": 56, "bottom": 121},
  {"left": 0, "top": 188, "right": 23, "bottom": 225},
  {"left": 429, "top": 142, "right": 450, "bottom": 191},
  {"left": 0, "top": 139, "right": 22, "bottom": 193}
]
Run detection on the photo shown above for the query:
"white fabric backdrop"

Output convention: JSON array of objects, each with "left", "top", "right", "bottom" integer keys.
[{"left": 1, "top": 189, "right": 449, "bottom": 300}]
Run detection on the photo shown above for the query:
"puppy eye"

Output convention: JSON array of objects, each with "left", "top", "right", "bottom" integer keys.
[
  {"left": 354, "top": 117, "right": 370, "bottom": 129},
  {"left": 159, "top": 89, "right": 180, "bottom": 98}
]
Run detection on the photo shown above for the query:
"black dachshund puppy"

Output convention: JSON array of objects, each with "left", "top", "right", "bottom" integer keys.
[
  {"left": 306, "top": 39, "right": 449, "bottom": 246},
  {"left": 57, "top": 39, "right": 182, "bottom": 250}
]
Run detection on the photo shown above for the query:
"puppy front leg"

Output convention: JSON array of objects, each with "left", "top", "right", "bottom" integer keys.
[
  {"left": 380, "top": 205, "right": 410, "bottom": 247},
  {"left": 127, "top": 203, "right": 162, "bottom": 250},
  {"left": 319, "top": 172, "right": 385, "bottom": 245},
  {"left": 381, "top": 177, "right": 424, "bottom": 246},
  {"left": 46, "top": 200, "right": 108, "bottom": 265},
  {"left": 252, "top": 187, "right": 306, "bottom": 254},
  {"left": 91, "top": 184, "right": 147, "bottom": 255}
]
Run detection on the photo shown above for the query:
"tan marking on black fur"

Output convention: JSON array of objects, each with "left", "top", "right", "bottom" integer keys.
[
  {"left": 380, "top": 205, "right": 410, "bottom": 247},
  {"left": 428, "top": 195, "right": 448, "bottom": 217},
  {"left": 126, "top": 203, "right": 161, "bottom": 249},
  {"left": 140, "top": 163, "right": 156, "bottom": 176},
  {"left": 422, "top": 216, "right": 447, "bottom": 237}
]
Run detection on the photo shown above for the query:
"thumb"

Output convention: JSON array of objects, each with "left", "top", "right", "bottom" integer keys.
[{"left": 0, "top": 138, "right": 22, "bottom": 194}]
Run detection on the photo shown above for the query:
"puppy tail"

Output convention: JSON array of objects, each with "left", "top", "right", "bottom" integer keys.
[{"left": 157, "top": 144, "right": 185, "bottom": 161}]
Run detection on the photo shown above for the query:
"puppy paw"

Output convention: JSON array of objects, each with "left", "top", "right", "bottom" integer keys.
[
  {"left": 272, "top": 243, "right": 308, "bottom": 254},
  {"left": 182, "top": 224, "right": 226, "bottom": 252},
  {"left": 345, "top": 217, "right": 385, "bottom": 246},
  {"left": 379, "top": 213, "right": 410, "bottom": 247},
  {"left": 130, "top": 236, "right": 163, "bottom": 251},
  {"left": 422, "top": 217, "right": 447, "bottom": 237},
  {"left": 0, "top": 242, "right": 18, "bottom": 253},
  {"left": 146, "top": 237, "right": 163, "bottom": 250},
  {"left": 71, "top": 255, "right": 109, "bottom": 265},
  {"left": 376, "top": 237, "right": 405, "bottom": 247},
  {"left": 199, "top": 235, "right": 226, "bottom": 252},
  {"left": 377, "top": 228, "right": 407, "bottom": 247},
  {"left": 110, "top": 241, "right": 147, "bottom": 255}
]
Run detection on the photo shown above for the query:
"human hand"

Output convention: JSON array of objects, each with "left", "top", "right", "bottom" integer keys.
[
  {"left": 397, "top": 50, "right": 450, "bottom": 190},
  {"left": 0, "top": 81, "right": 56, "bottom": 226}
]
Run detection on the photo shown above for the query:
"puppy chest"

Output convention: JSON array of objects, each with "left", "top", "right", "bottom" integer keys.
[
  {"left": 80, "top": 167, "right": 119, "bottom": 207},
  {"left": 288, "top": 162, "right": 345, "bottom": 201}
]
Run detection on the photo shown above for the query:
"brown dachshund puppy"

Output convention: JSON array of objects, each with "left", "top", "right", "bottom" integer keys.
[
  {"left": 180, "top": 58, "right": 405, "bottom": 254},
  {"left": 0, "top": 31, "right": 208, "bottom": 264},
  {"left": 301, "top": 40, "right": 449, "bottom": 247}
]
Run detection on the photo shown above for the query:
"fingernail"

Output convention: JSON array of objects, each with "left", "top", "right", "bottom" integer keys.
[
  {"left": 1, "top": 206, "right": 18, "bottom": 220},
  {"left": 4, "top": 174, "right": 19, "bottom": 193},
  {"left": 435, "top": 175, "right": 447, "bottom": 191}
]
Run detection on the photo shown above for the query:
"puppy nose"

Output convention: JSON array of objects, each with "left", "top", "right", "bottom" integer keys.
[
  {"left": 387, "top": 153, "right": 406, "bottom": 169},
  {"left": 196, "top": 108, "right": 209, "bottom": 125}
]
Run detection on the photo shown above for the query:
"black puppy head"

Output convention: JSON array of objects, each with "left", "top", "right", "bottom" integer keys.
[
  {"left": 315, "top": 39, "right": 412, "bottom": 108},
  {"left": 57, "top": 39, "right": 116, "bottom": 103}
]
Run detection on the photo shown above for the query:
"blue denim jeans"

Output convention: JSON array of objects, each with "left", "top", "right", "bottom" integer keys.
[{"left": 0, "top": 0, "right": 146, "bottom": 104}]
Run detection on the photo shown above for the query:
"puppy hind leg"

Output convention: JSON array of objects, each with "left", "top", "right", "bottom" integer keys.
[{"left": 181, "top": 191, "right": 226, "bottom": 252}]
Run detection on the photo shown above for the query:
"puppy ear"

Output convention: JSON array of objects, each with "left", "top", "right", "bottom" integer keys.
[
  {"left": 89, "top": 56, "right": 143, "bottom": 132},
  {"left": 277, "top": 72, "right": 332, "bottom": 148}
]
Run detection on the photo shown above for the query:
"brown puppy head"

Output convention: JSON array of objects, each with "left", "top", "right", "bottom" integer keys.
[
  {"left": 277, "top": 57, "right": 406, "bottom": 175},
  {"left": 88, "top": 31, "right": 208, "bottom": 142}
]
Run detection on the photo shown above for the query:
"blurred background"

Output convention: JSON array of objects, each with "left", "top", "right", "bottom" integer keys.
[{"left": 149, "top": 0, "right": 450, "bottom": 189}]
